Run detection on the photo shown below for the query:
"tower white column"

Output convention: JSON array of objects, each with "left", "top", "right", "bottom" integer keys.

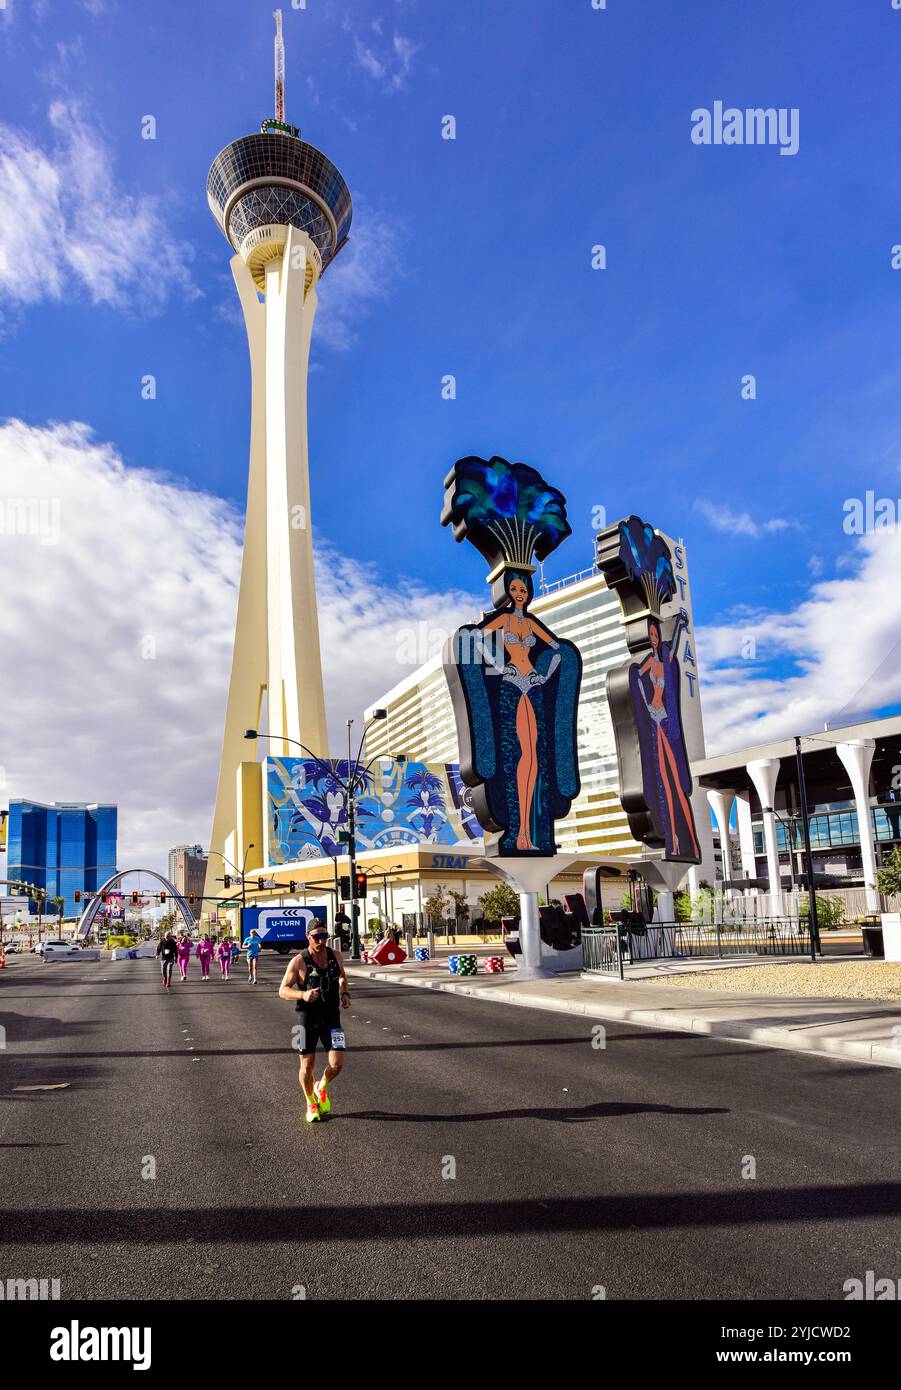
[
  {"left": 204, "top": 227, "right": 329, "bottom": 908},
  {"left": 263, "top": 226, "right": 329, "bottom": 756},
  {"left": 836, "top": 739, "right": 878, "bottom": 912},
  {"left": 747, "top": 758, "right": 783, "bottom": 915}
]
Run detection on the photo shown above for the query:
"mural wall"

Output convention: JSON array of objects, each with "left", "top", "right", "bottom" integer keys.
[{"left": 267, "top": 756, "right": 482, "bottom": 865}]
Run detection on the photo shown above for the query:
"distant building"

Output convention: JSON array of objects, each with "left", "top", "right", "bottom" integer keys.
[
  {"left": 695, "top": 714, "right": 901, "bottom": 913},
  {"left": 6, "top": 801, "right": 117, "bottom": 918},
  {"left": 168, "top": 844, "right": 207, "bottom": 921}
]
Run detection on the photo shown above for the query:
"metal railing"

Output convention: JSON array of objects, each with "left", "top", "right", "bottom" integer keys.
[
  {"left": 669, "top": 918, "right": 812, "bottom": 958},
  {"left": 583, "top": 917, "right": 812, "bottom": 975},
  {"left": 582, "top": 925, "right": 624, "bottom": 978}
]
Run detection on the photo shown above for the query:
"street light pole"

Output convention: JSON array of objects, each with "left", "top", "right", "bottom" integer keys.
[
  {"left": 207, "top": 846, "right": 253, "bottom": 928},
  {"left": 241, "top": 843, "right": 255, "bottom": 914},
  {"left": 795, "top": 736, "right": 820, "bottom": 962}
]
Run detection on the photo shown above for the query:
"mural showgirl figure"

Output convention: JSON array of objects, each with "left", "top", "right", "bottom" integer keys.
[
  {"left": 597, "top": 514, "right": 701, "bottom": 862},
  {"left": 632, "top": 615, "right": 699, "bottom": 859},
  {"left": 441, "top": 456, "right": 582, "bottom": 856},
  {"left": 404, "top": 769, "right": 449, "bottom": 842}
]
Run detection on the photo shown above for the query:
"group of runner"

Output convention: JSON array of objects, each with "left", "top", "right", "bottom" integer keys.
[
  {"left": 155, "top": 920, "right": 348, "bottom": 1124},
  {"left": 155, "top": 928, "right": 262, "bottom": 987}
]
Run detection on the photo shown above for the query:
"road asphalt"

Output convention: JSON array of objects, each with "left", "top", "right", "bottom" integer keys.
[{"left": 1, "top": 952, "right": 899, "bottom": 1300}]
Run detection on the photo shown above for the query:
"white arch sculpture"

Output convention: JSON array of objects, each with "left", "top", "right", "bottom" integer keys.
[{"left": 76, "top": 869, "right": 195, "bottom": 938}]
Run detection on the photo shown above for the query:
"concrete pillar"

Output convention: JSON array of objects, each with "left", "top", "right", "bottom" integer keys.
[
  {"left": 747, "top": 758, "right": 783, "bottom": 915},
  {"left": 734, "top": 790, "right": 756, "bottom": 880},
  {"left": 519, "top": 892, "right": 542, "bottom": 972},
  {"left": 836, "top": 739, "right": 878, "bottom": 912},
  {"left": 473, "top": 853, "right": 583, "bottom": 979},
  {"left": 654, "top": 890, "right": 675, "bottom": 925},
  {"left": 706, "top": 788, "right": 736, "bottom": 895}
]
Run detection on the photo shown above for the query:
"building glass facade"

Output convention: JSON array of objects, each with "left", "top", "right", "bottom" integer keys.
[
  {"left": 167, "top": 844, "right": 207, "bottom": 922},
  {"left": 6, "top": 801, "right": 117, "bottom": 918}
]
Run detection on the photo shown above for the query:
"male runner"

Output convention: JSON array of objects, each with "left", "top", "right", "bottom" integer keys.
[
  {"left": 278, "top": 920, "right": 350, "bottom": 1123},
  {"left": 243, "top": 928, "right": 261, "bottom": 983},
  {"left": 156, "top": 931, "right": 177, "bottom": 989}
]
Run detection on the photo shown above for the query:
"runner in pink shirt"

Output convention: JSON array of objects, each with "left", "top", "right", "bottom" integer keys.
[
  {"left": 176, "top": 932, "right": 192, "bottom": 982},
  {"left": 196, "top": 933, "right": 214, "bottom": 981},
  {"left": 216, "top": 938, "right": 232, "bottom": 980}
]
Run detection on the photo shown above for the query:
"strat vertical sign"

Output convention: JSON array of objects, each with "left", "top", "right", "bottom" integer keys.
[{"left": 596, "top": 516, "right": 701, "bottom": 863}]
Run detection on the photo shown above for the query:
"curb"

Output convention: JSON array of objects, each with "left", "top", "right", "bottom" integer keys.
[{"left": 345, "top": 965, "right": 901, "bottom": 1070}]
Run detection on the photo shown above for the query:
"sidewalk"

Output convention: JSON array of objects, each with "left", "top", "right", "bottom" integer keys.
[{"left": 344, "top": 955, "right": 901, "bottom": 1070}]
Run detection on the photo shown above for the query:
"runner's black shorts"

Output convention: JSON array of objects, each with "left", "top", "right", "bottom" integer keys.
[{"left": 294, "top": 1017, "right": 347, "bottom": 1057}]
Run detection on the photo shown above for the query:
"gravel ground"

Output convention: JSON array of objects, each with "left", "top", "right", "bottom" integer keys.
[{"left": 661, "top": 959, "right": 901, "bottom": 1002}]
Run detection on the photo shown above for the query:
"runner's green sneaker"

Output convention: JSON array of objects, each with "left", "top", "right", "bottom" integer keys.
[
  {"left": 313, "top": 1080, "right": 331, "bottom": 1114},
  {"left": 305, "top": 1100, "right": 320, "bottom": 1123}
]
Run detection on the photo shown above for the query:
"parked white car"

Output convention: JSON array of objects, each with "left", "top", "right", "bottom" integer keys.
[{"left": 42, "top": 943, "right": 100, "bottom": 962}]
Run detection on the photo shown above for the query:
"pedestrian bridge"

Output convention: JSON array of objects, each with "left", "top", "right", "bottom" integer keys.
[{"left": 76, "top": 869, "right": 195, "bottom": 937}]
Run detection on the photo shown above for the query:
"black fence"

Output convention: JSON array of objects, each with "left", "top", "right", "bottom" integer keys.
[
  {"left": 582, "top": 925, "right": 624, "bottom": 979},
  {"left": 583, "top": 917, "right": 813, "bottom": 976}
]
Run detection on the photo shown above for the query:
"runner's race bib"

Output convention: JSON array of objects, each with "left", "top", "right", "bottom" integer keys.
[{"left": 330, "top": 1029, "right": 346, "bottom": 1050}]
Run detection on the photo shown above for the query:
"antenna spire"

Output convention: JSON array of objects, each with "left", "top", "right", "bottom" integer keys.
[{"left": 274, "top": 9, "right": 285, "bottom": 124}]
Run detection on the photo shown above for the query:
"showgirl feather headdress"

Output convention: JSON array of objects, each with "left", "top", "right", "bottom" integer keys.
[
  {"left": 618, "top": 516, "right": 676, "bottom": 615},
  {"left": 440, "top": 455, "right": 572, "bottom": 578}
]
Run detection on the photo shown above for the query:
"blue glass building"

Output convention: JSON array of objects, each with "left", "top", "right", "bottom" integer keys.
[{"left": 6, "top": 801, "right": 117, "bottom": 918}]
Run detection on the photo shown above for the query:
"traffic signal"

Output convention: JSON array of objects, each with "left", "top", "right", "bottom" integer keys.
[
  {"left": 339, "top": 875, "right": 351, "bottom": 900},
  {"left": 223, "top": 875, "right": 232, "bottom": 890},
  {"left": 74, "top": 891, "right": 81, "bottom": 904},
  {"left": 188, "top": 894, "right": 195, "bottom": 905},
  {"left": 354, "top": 872, "right": 367, "bottom": 899},
  {"left": 288, "top": 881, "right": 297, "bottom": 893},
  {"left": 159, "top": 891, "right": 167, "bottom": 904},
  {"left": 131, "top": 891, "right": 139, "bottom": 905}
]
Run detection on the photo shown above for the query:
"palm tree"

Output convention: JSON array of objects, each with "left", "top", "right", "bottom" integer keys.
[
  {"left": 50, "top": 896, "right": 65, "bottom": 938},
  {"left": 34, "top": 887, "right": 47, "bottom": 940}
]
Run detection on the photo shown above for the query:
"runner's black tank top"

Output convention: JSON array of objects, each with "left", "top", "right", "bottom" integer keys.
[{"left": 295, "top": 947, "right": 341, "bottom": 1025}]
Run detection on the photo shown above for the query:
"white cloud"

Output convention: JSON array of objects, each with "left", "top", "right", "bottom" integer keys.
[
  {"left": 316, "top": 543, "right": 479, "bottom": 737},
  {"left": 352, "top": 29, "right": 419, "bottom": 91},
  {"left": 354, "top": 39, "right": 386, "bottom": 82},
  {"left": 697, "top": 529, "right": 901, "bottom": 753},
  {"left": 0, "top": 420, "right": 475, "bottom": 871},
  {"left": 0, "top": 101, "right": 195, "bottom": 324},
  {"left": 694, "top": 499, "right": 794, "bottom": 538},
  {"left": 315, "top": 200, "right": 404, "bottom": 352}
]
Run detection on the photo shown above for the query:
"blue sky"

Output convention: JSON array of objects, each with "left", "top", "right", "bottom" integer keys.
[
  {"left": 2, "top": 0, "right": 901, "bottom": 861},
  {"left": 3, "top": 0, "right": 900, "bottom": 594}
]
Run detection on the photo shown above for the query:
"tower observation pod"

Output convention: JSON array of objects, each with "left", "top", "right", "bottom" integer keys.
[{"left": 204, "top": 11, "right": 352, "bottom": 907}]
